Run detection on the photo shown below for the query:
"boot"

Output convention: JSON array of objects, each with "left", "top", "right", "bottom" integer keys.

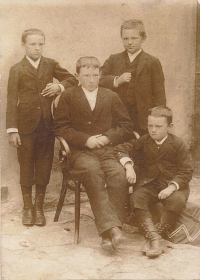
[
  {"left": 139, "top": 217, "right": 165, "bottom": 258},
  {"left": 142, "top": 222, "right": 170, "bottom": 253},
  {"left": 21, "top": 185, "right": 34, "bottom": 226},
  {"left": 34, "top": 185, "right": 47, "bottom": 226},
  {"left": 142, "top": 239, "right": 150, "bottom": 253},
  {"left": 109, "top": 227, "right": 126, "bottom": 249},
  {"left": 156, "top": 222, "right": 171, "bottom": 238}
]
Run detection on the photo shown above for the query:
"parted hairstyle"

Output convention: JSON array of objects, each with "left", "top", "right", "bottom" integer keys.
[
  {"left": 120, "top": 19, "right": 146, "bottom": 39},
  {"left": 148, "top": 106, "right": 173, "bottom": 125},
  {"left": 21, "top": 28, "right": 45, "bottom": 43},
  {"left": 76, "top": 56, "right": 100, "bottom": 74}
]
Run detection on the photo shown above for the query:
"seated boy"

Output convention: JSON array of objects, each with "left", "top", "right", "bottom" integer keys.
[
  {"left": 114, "top": 106, "right": 193, "bottom": 258},
  {"left": 53, "top": 56, "right": 134, "bottom": 251}
]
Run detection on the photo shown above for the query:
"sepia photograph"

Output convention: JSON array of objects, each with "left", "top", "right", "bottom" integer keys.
[{"left": 1, "top": 0, "right": 200, "bottom": 279}]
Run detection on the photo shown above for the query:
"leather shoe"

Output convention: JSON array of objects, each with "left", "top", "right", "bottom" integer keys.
[
  {"left": 22, "top": 207, "right": 34, "bottom": 226},
  {"left": 109, "top": 227, "right": 126, "bottom": 249},
  {"left": 101, "top": 237, "right": 114, "bottom": 251},
  {"left": 34, "top": 208, "right": 46, "bottom": 226}
]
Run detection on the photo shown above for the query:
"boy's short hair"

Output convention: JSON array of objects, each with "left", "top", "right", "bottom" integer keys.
[
  {"left": 120, "top": 19, "right": 146, "bottom": 39},
  {"left": 21, "top": 29, "right": 45, "bottom": 43},
  {"left": 148, "top": 106, "right": 173, "bottom": 125},
  {"left": 76, "top": 56, "right": 100, "bottom": 74}
]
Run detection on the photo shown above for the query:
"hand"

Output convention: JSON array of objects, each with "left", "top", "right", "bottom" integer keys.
[
  {"left": 158, "top": 184, "right": 177, "bottom": 200},
  {"left": 96, "top": 135, "right": 110, "bottom": 146},
  {"left": 8, "top": 132, "right": 21, "bottom": 148},
  {"left": 124, "top": 163, "right": 136, "bottom": 184},
  {"left": 116, "top": 72, "right": 131, "bottom": 85},
  {"left": 41, "top": 83, "right": 61, "bottom": 97},
  {"left": 85, "top": 135, "right": 105, "bottom": 149}
]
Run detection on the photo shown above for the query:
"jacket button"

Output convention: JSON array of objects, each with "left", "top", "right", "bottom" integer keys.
[
  {"left": 37, "top": 107, "right": 41, "bottom": 110},
  {"left": 88, "top": 121, "right": 91, "bottom": 124}
]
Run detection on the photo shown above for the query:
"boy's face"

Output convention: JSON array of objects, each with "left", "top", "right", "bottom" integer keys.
[
  {"left": 148, "top": 115, "right": 172, "bottom": 141},
  {"left": 121, "top": 28, "right": 145, "bottom": 54},
  {"left": 76, "top": 66, "right": 100, "bottom": 92},
  {"left": 22, "top": 34, "right": 45, "bottom": 61}
]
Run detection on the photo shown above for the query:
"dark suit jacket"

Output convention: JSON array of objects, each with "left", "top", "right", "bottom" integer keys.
[
  {"left": 99, "top": 51, "right": 166, "bottom": 129},
  {"left": 6, "top": 56, "right": 78, "bottom": 133},
  {"left": 114, "top": 134, "right": 193, "bottom": 197},
  {"left": 53, "top": 86, "right": 134, "bottom": 163}
]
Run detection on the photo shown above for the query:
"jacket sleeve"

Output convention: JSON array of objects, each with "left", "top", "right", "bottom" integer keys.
[
  {"left": 53, "top": 92, "right": 90, "bottom": 148},
  {"left": 6, "top": 65, "right": 19, "bottom": 129},
  {"left": 170, "top": 140, "right": 193, "bottom": 189},
  {"left": 103, "top": 94, "right": 134, "bottom": 145},
  {"left": 114, "top": 137, "right": 143, "bottom": 162},
  {"left": 151, "top": 57, "right": 166, "bottom": 106},
  {"left": 99, "top": 55, "right": 116, "bottom": 90},
  {"left": 53, "top": 61, "right": 78, "bottom": 89}
]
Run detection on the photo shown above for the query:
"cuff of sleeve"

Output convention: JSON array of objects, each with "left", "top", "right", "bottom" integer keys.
[
  {"left": 113, "top": 76, "right": 119, "bottom": 87},
  {"left": 169, "top": 181, "right": 179, "bottom": 190},
  {"left": 58, "top": 84, "right": 65, "bottom": 93},
  {"left": 120, "top": 157, "right": 133, "bottom": 167},
  {"left": 7, "top": 128, "right": 18, "bottom": 133}
]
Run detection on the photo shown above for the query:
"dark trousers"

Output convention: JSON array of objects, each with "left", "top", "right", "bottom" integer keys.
[
  {"left": 123, "top": 103, "right": 147, "bottom": 136},
  {"left": 73, "top": 147, "right": 128, "bottom": 235},
  {"left": 131, "top": 184, "right": 188, "bottom": 215},
  {"left": 17, "top": 118, "right": 55, "bottom": 186}
]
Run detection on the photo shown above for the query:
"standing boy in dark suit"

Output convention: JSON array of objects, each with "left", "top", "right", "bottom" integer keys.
[
  {"left": 114, "top": 106, "right": 193, "bottom": 258},
  {"left": 100, "top": 19, "right": 166, "bottom": 135},
  {"left": 6, "top": 29, "right": 78, "bottom": 227},
  {"left": 53, "top": 56, "right": 134, "bottom": 251}
]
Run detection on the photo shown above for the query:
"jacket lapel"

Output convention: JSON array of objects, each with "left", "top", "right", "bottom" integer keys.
[
  {"left": 115, "top": 52, "right": 127, "bottom": 73},
  {"left": 37, "top": 56, "right": 47, "bottom": 78},
  {"left": 147, "top": 137, "right": 160, "bottom": 156},
  {"left": 136, "top": 51, "right": 149, "bottom": 78},
  {"left": 22, "top": 56, "right": 38, "bottom": 77},
  {"left": 75, "top": 87, "right": 93, "bottom": 118},
  {"left": 157, "top": 135, "right": 173, "bottom": 160},
  {"left": 93, "top": 88, "right": 105, "bottom": 122}
]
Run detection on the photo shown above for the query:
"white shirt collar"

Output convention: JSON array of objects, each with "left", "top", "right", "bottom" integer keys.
[
  {"left": 155, "top": 135, "right": 168, "bottom": 145},
  {"left": 26, "top": 55, "right": 41, "bottom": 69},
  {"left": 81, "top": 86, "right": 98, "bottom": 97},
  {"left": 127, "top": 49, "right": 142, "bottom": 62},
  {"left": 81, "top": 86, "right": 98, "bottom": 110}
]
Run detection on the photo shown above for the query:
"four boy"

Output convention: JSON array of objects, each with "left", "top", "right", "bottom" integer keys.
[{"left": 6, "top": 22, "right": 193, "bottom": 256}]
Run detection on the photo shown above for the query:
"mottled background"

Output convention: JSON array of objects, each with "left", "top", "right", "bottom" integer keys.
[{"left": 1, "top": 0, "right": 197, "bottom": 209}]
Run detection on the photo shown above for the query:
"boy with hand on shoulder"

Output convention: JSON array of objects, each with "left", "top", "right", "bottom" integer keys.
[
  {"left": 100, "top": 20, "right": 166, "bottom": 135},
  {"left": 6, "top": 28, "right": 78, "bottom": 227},
  {"left": 53, "top": 56, "right": 134, "bottom": 251},
  {"left": 114, "top": 106, "right": 193, "bottom": 258}
]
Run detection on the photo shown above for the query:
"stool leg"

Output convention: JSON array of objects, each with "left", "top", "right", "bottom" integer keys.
[
  {"left": 54, "top": 172, "right": 67, "bottom": 222},
  {"left": 74, "top": 180, "right": 81, "bottom": 244}
]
